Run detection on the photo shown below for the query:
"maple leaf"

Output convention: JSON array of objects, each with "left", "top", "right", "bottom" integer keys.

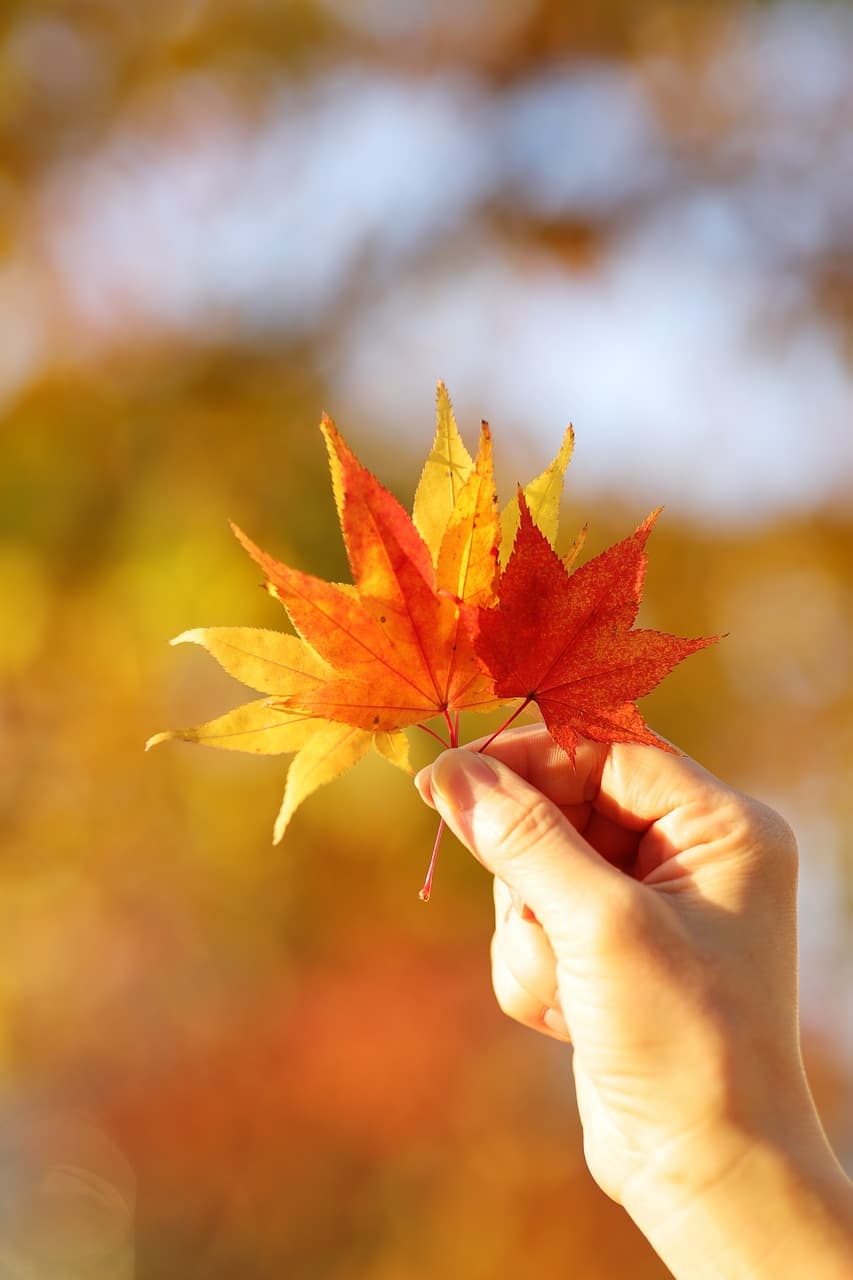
[
  {"left": 146, "top": 384, "right": 575, "bottom": 850},
  {"left": 471, "top": 494, "right": 718, "bottom": 761},
  {"left": 144, "top": 627, "right": 411, "bottom": 843},
  {"left": 231, "top": 412, "right": 502, "bottom": 730},
  {"left": 499, "top": 422, "right": 575, "bottom": 561}
]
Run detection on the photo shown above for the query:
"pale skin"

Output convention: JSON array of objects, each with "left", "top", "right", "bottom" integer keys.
[{"left": 414, "top": 724, "right": 853, "bottom": 1280}]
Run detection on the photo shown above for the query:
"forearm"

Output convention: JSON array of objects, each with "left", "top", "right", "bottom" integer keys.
[{"left": 630, "top": 1121, "right": 853, "bottom": 1280}]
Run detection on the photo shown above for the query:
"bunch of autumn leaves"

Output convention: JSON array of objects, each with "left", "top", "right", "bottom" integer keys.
[{"left": 148, "top": 385, "right": 713, "bottom": 850}]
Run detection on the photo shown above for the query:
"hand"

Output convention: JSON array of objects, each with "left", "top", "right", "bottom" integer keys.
[{"left": 415, "top": 724, "right": 853, "bottom": 1280}]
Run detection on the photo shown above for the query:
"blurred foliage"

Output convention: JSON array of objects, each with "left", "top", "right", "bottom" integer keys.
[{"left": 0, "top": 0, "right": 851, "bottom": 1275}]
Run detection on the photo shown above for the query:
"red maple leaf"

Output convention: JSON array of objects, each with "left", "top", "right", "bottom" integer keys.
[{"left": 470, "top": 494, "right": 718, "bottom": 760}]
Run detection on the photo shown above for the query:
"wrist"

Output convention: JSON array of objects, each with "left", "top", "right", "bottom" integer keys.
[{"left": 625, "top": 1114, "right": 853, "bottom": 1280}]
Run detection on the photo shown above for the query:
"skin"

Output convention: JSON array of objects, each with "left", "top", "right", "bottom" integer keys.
[{"left": 415, "top": 724, "right": 853, "bottom": 1280}]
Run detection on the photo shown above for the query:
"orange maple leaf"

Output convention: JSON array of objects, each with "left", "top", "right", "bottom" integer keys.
[
  {"left": 146, "top": 385, "right": 574, "bottom": 855},
  {"left": 230, "top": 413, "right": 500, "bottom": 732},
  {"left": 471, "top": 494, "right": 718, "bottom": 761}
]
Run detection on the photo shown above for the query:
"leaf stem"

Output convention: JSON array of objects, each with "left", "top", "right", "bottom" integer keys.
[
  {"left": 418, "top": 818, "right": 445, "bottom": 902},
  {"left": 477, "top": 696, "right": 534, "bottom": 753},
  {"left": 419, "top": 711, "right": 462, "bottom": 902},
  {"left": 442, "top": 708, "right": 456, "bottom": 746},
  {"left": 419, "top": 703, "right": 534, "bottom": 902},
  {"left": 416, "top": 722, "right": 449, "bottom": 749}
]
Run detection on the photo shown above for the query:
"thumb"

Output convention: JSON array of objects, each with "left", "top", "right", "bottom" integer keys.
[{"left": 422, "top": 749, "right": 624, "bottom": 943}]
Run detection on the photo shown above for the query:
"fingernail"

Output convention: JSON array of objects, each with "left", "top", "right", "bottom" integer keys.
[{"left": 430, "top": 750, "right": 500, "bottom": 812}]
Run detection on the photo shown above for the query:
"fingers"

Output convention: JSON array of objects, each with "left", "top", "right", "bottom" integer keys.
[
  {"left": 417, "top": 723, "right": 731, "bottom": 833},
  {"left": 421, "top": 723, "right": 609, "bottom": 812},
  {"left": 590, "top": 736, "right": 730, "bottom": 835},
  {"left": 490, "top": 909, "right": 571, "bottom": 1043},
  {"left": 417, "top": 747, "right": 628, "bottom": 948},
  {"left": 493, "top": 880, "right": 558, "bottom": 1005},
  {"left": 492, "top": 880, "right": 569, "bottom": 1039}
]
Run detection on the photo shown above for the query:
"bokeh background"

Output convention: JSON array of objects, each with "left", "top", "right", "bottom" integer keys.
[{"left": 1, "top": 0, "right": 851, "bottom": 1275}]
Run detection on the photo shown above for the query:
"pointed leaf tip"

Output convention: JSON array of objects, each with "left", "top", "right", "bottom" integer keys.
[
  {"left": 413, "top": 383, "right": 475, "bottom": 562},
  {"left": 319, "top": 412, "right": 348, "bottom": 523},
  {"left": 635, "top": 507, "right": 664, "bottom": 545},
  {"left": 373, "top": 729, "right": 413, "bottom": 774},
  {"left": 557, "top": 423, "right": 575, "bottom": 465},
  {"left": 500, "top": 424, "right": 576, "bottom": 558},
  {"left": 169, "top": 629, "right": 203, "bottom": 648},
  {"left": 144, "top": 731, "right": 169, "bottom": 751},
  {"left": 272, "top": 724, "right": 373, "bottom": 842}
]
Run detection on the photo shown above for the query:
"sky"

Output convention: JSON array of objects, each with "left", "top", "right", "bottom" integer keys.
[{"left": 4, "top": 0, "right": 853, "bottom": 524}]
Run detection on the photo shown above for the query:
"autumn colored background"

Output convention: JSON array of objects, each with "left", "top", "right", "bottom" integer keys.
[{"left": 1, "top": 1, "right": 851, "bottom": 1275}]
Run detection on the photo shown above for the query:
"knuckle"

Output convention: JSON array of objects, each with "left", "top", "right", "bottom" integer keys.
[
  {"left": 727, "top": 794, "right": 800, "bottom": 885},
  {"left": 491, "top": 797, "right": 566, "bottom": 865},
  {"left": 765, "top": 811, "right": 799, "bottom": 880}
]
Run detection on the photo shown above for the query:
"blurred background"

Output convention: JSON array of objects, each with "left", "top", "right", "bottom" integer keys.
[{"left": 0, "top": 0, "right": 851, "bottom": 1275}]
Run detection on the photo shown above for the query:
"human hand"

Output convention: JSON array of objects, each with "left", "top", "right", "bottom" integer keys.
[{"left": 415, "top": 724, "right": 853, "bottom": 1280}]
